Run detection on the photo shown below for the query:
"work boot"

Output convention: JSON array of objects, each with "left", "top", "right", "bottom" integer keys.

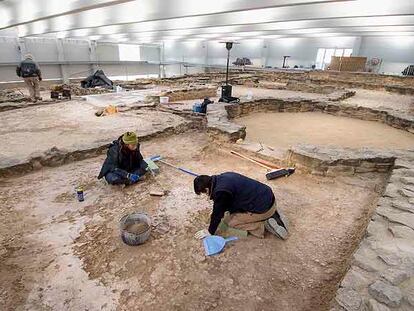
[
  {"left": 265, "top": 218, "right": 288, "bottom": 240},
  {"left": 271, "top": 210, "right": 289, "bottom": 231}
]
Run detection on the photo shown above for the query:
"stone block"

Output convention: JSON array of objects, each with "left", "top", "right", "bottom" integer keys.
[
  {"left": 353, "top": 245, "right": 384, "bottom": 272},
  {"left": 341, "top": 267, "right": 370, "bottom": 290},
  {"left": 368, "top": 280, "right": 402, "bottom": 307},
  {"left": 389, "top": 224, "right": 414, "bottom": 239},
  {"left": 376, "top": 205, "right": 414, "bottom": 230},
  {"left": 391, "top": 200, "right": 414, "bottom": 214},
  {"left": 399, "top": 188, "right": 414, "bottom": 198},
  {"left": 377, "top": 253, "right": 402, "bottom": 267},
  {"left": 367, "top": 299, "right": 390, "bottom": 311},
  {"left": 383, "top": 184, "right": 400, "bottom": 198},
  {"left": 381, "top": 268, "right": 410, "bottom": 286},
  {"left": 403, "top": 279, "right": 414, "bottom": 307},
  {"left": 335, "top": 288, "right": 363, "bottom": 311},
  {"left": 403, "top": 184, "right": 414, "bottom": 193},
  {"left": 400, "top": 177, "right": 414, "bottom": 186},
  {"left": 367, "top": 220, "right": 388, "bottom": 238}
]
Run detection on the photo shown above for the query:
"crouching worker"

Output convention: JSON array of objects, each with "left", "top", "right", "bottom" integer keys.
[
  {"left": 193, "top": 172, "right": 288, "bottom": 240},
  {"left": 98, "top": 132, "right": 148, "bottom": 185}
]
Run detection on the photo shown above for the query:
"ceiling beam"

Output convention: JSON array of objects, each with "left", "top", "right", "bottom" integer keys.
[
  {"left": 58, "top": 16, "right": 414, "bottom": 39},
  {"left": 0, "top": 0, "right": 136, "bottom": 29},
  {"left": 16, "top": 0, "right": 360, "bottom": 36},
  {"left": 94, "top": 27, "right": 414, "bottom": 42}
]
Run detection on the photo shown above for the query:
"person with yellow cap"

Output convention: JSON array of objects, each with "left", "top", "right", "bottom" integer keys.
[{"left": 98, "top": 132, "right": 148, "bottom": 185}]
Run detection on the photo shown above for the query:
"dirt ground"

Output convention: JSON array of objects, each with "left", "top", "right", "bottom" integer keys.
[
  {"left": 0, "top": 100, "right": 186, "bottom": 169},
  {"left": 236, "top": 112, "right": 414, "bottom": 150},
  {"left": 343, "top": 89, "right": 414, "bottom": 116},
  {"left": 0, "top": 132, "right": 386, "bottom": 311}
]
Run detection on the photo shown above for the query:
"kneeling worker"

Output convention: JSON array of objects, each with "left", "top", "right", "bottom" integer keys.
[
  {"left": 98, "top": 132, "right": 148, "bottom": 185},
  {"left": 194, "top": 172, "right": 288, "bottom": 239}
]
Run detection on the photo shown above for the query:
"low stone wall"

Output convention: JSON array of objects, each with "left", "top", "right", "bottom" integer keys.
[
  {"left": 242, "top": 80, "right": 345, "bottom": 95},
  {"left": 231, "top": 70, "right": 414, "bottom": 95},
  {"left": 206, "top": 95, "right": 414, "bottom": 311},
  {"left": 161, "top": 86, "right": 217, "bottom": 102},
  {"left": 206, "top": 103, "right": 246, "bottom": 143},
  {"left": 288, "top": 145, "right": 395, "bottom": 176},
  {"left": 0, "top": 122, "right": 196, "bottom": 178},
  {"left": 256, "top": 70, "right": 414, "bottom": 95},
  {"left": 225, "top": 99, "right": 414, "bottom": 134},
  {"left": 332, "top": 151, "right": 414, "bottom": 311},
  {"left": 226, "top": 141, "right": 396, "bottom": 177}
]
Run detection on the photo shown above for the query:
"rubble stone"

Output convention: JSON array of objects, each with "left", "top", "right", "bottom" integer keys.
[
  {"left": 368, "top": 280, "right": 402, "bottom": 307},
  {"left": 336, "top": 288, "right": 363, "bottom": 311},
  {"left": 367, "top": 299, "right": 390, "bottom": 311},
  {"left": 381, "top": 268, "right": 410, "bottom": 286},
  {"left": 389, "top": 225, "right": 414, "bottom": 239}
]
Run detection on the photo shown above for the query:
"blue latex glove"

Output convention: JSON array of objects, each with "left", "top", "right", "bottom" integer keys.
[{"left": 127, "top": 173, "right": 140, "bottom": 183}]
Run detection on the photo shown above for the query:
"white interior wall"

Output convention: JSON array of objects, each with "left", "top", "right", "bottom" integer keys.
[
  {"left": 266, "top": 37, "right": 358, "bottom": 68},
  {"left": 358, "top": 36, "right": 414, "bottom": 75},
  {"left": 0, "top": 38, "right": 162, "bottom": 83},
  {"left": 164, "top": 41, "right": 207, "bottom": 64},
  {"left": 1, "top": 35, "right": 413, "bottom": 83}
]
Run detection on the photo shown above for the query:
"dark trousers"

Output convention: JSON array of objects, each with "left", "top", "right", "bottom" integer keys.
[
  {"left": 105, "top": 172, "right": 129, "bottom": 185},
  {"left": 105, "top": 168, "right": 146, "bottom": 185}
]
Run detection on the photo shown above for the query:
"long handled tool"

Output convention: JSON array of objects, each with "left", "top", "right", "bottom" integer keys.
[
  {"left": 230, "top": 150, "right": 295, "bottom": 180},
  {"left": 230, "top": 150, "right": 279, "bottom": 170},
  {"left": 150, "top": 155, "right": 199, "bottom": 177}
]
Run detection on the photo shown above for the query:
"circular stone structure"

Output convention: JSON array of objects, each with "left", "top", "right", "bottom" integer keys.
[{"left": 236, "top": 112, "right": 414, "bottom": 150}]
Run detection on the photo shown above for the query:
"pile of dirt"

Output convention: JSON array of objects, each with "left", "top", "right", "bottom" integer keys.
[
  {"left": 115, "top": 80, "right": 155, "bottom": 90},
  {"left": 123, "top": 72, "right": 253, "bottom": 87},
  {"left": 50, "top": 84, "right": 113, "bottom": 96},
  {"left": 161, "top": 86, "right": 217, "bottom": 101},
  {"left": 0, "top": 89, "right": 27, "bottom": 103}
]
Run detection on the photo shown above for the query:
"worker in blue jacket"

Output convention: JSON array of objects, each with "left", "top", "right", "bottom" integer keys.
[
  {"left": 193, "top": 172, "right": 289, "bottom": 240},
  {"left": 98, "top": 132, "right": 148, "bottom": 185}
]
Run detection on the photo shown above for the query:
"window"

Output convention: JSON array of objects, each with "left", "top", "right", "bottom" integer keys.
[
  {"left": 315, "top": 48, "right": 353, "bottom": 69},
  {"left": 343, "top": 49, "right": 353, "bottom": 57},
  {"left": 118, "top": 44, "right": 141, "bottom": 61}
]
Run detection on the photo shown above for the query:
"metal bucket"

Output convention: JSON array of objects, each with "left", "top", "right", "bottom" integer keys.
[{"left": 119, "top": 212, "right": 151, "bottom": 246}]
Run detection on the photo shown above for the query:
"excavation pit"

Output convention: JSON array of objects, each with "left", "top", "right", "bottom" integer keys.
[
  {"left": 235, "top": 112, "right": 414, "bottom": 150},
  {"left": 1, "top": 76, "right": 414, "bottom": 310},
  {"left": 0, "top": 132, "right": 389, "bottom": 310}
]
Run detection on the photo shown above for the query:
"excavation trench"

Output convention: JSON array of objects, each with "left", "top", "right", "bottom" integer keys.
[
  {"left": 0, "top": 131, "right": 389, "bottom": 311},
  {"left": 1, "top": 83, "right": 413, "bottom": 310}
]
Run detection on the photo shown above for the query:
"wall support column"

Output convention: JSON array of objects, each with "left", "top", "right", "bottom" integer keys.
[
  {"left": 261, "top": 39, "right": 268, "bottom": 68},
  {"left": 89, "top": 40, "right": 98, "bottom": 74},
  {"left": 56, "top": 38, "right": 69, "bottom": 83},
  {"left": 17, "top": 38, "right": 27, "bottom": 60},
  {"left": 352, "top": 37, "right": 362, "bottom": 56},
  {"left": 159, "top": 42, "right": 166, "bottom": 78}
]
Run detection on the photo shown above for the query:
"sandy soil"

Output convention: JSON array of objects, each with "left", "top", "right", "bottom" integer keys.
[
  {"left": 167, "top": 85, "right": 326, "bottom": 111},
  {"left": 0, "top": 132, "right": 386, "bottom": 311},
  {"left": 236, "top": 112, "right": 414, "bottom": 150},
  {"left": 343, "top": 89, "right": 414, "bottom": 116},
  {"left": 232, "top": 85, "right": 324, "bottom": 100},
  {"left": 0, "top": 101, "right": 186, "bottom": 168}
]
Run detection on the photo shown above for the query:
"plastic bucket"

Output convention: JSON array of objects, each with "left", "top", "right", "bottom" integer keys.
[{"left": 159, "top": 96, "right": 169, "bottom": 104}]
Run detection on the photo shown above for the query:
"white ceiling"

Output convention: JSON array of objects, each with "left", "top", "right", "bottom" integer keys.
[{"left": 1, "top": 0, "right": 413, "bottom": 43}]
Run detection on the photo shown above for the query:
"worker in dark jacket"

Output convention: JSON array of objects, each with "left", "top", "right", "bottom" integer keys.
[
  {"left": 98, "top": 132, "right": 148, "bottom": 185},
  {"left": 193, "top": 172, "right": 289, "bottom": 239},
  {"left": 16, "top": 54, "right": 42, "bottom": 102}
]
